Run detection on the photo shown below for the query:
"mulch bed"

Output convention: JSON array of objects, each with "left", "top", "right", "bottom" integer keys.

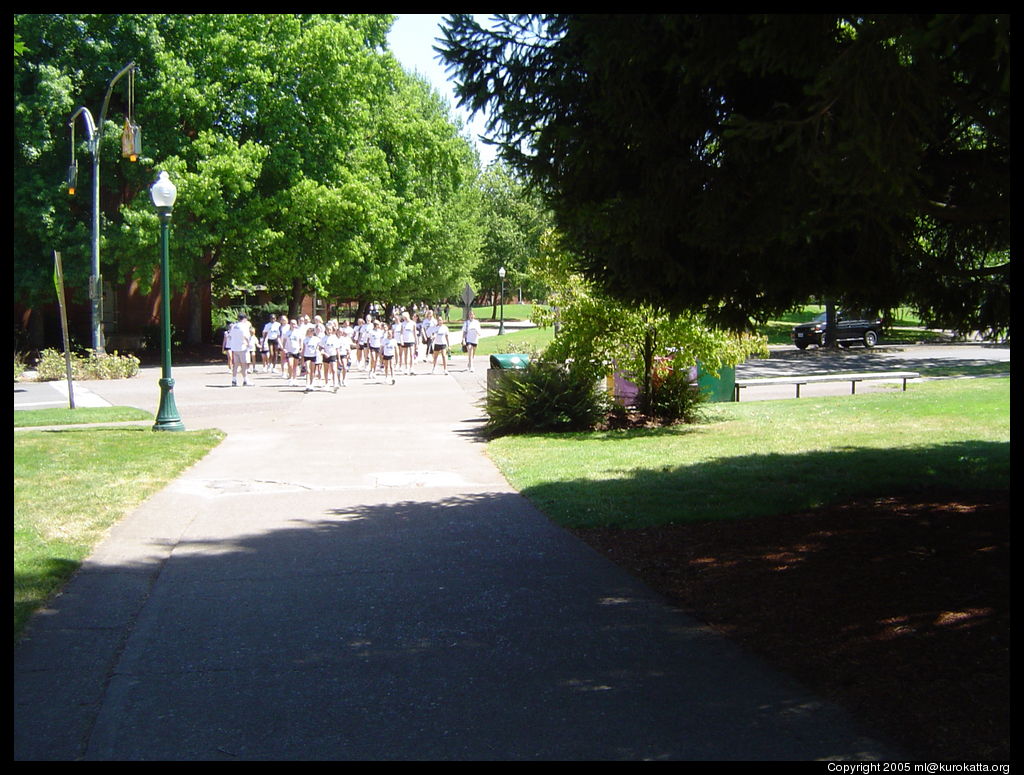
[{"left": 570, "top": 490, "right": 1010, "bottom": 761}]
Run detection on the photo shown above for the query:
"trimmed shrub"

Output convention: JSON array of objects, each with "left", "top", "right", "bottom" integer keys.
[
  {"left": 484, "top": 359, "right": 610, "bottom": 437},
  {"left": 34, "top": 348, "right": 140, "bottom": 381}
]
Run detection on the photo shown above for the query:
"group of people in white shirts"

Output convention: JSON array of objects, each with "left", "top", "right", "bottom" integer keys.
[{"left": 223, "top": 308, "right": 483, "bottom": 391}]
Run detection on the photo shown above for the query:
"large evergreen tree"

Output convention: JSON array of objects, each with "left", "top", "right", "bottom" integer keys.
[{"left": 439, "top": 14, "right": 1010, "bottom": 337}]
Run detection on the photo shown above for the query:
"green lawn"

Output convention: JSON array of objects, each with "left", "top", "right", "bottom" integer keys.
[
  {"left": 486, "top": 378, "right": 1010, "bottom": 529},
  {"left": 449, "top": 302, "right": 542, "bottom": 324},
  {"left": 472, "top": 326, "right": 556, "bottom": 358},
  {"left": 14, "top": 405, "right": 153, "bottom": 428},
  {"left": 13, "top": 422, "right": 225, "bottom": 638}
]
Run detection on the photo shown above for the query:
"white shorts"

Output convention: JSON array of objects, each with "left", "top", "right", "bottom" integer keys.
[{"left": 231, "top": 349, "right": 251, "bottom": 364}]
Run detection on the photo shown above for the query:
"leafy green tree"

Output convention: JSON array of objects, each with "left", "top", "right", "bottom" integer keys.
[
  {"left": 15, "top": 14, "right": 482, "bottom": 346},
  {"left": 368, "top": 68, "right": 483, "bottom": 311},
  {"left": 472, "top": 161, "right": 549, "bottom": 317},
  {"left": 534, "top": 229, "right": 767, "bottom": 416},
  {"left": 439, "top": 14, "right": 1010, "bottom": 337}
]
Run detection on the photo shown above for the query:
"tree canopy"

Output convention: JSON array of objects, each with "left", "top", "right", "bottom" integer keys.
[
  {"left": 15, "top": 13, "right": 485, "bottom": 342},
  {"left": 473, "top": 161, "right": 550, "bottom": 307},
  {"left": 438, "top": 14, "right": 1010, "bottom": 337}
]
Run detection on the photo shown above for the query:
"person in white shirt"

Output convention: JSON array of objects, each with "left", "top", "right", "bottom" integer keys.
[
  {"left": 335, "top": 325, "right": 353, "bottom": 387},
  {"left": 431, "top": 319, "right": 450, "bottom": 375},
  {"left": 420, "top": 310, "right": 436, "bottom": 361},
  {"left": 321, "top": 322, "right": 341, "bottom": 390},
  {"left": 276, "top": 315, "right": 290, "bottom": 374},
  {"left": 227, "top": 313, "right": 254, "bottom": 386},
  {"left": 399, "top": 312, "right": 417, "bottom": 375},
  {"left": 301, "top": 325, "right": 322, "bottom": 391},
  {"left": 381, "top": 327, "right": 398, "bottom": 384},
  {"left": 355, "top": 318, "right": 370, "bottom": 371},
  {"left": 367, "top": 320, "right": 385, "bottom": 378},
  {"left": 262, "top": 314, "right": 280, "bottom": 373},
  {"left": 461, "top": 311, "right": 482, "bottom": 372},
  {"left": 283, "top": 319, "right": 304, "bottom": 385}
]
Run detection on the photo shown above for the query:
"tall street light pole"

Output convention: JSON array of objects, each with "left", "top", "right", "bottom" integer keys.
[
  {"left": 498, "top": 266, "right": 506, "bottom": 336},
  {"left": 67, "top": 61, "right": 140, "bottom": 356},
  {"left": 150, "top": 171, "right": 185, "bottom": 432}
]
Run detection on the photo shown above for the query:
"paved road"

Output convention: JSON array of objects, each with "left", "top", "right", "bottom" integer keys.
[
  {"left": 732, "top": 342, "right": 1009, "bottom": 401},
  {"left": 15, "top": 354, "right": 908, "bottom": 760}
]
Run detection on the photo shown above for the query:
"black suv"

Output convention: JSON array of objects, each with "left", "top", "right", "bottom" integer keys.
[{"left": 792, "top": 311, "right": 882, "bottom": 349}]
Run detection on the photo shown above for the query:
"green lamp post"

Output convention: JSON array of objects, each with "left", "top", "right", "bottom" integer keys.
[
  {"left": 150, "top": 171, "right": 185, "bottom": 431},
  {"left": 498, "top": 265, "right": 506, "bottom": 336}
]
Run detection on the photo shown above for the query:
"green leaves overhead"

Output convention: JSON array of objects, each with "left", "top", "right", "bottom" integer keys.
[
  {"left": 439, "top": 14, "right": 1010, "bottom": 337},
  {"left": 15, "top": 13, "right": 488, "bottom": 331}
]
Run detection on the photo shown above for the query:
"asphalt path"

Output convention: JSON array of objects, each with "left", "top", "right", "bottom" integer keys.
[{"left": 14, "top": 342, "right": 922, "bottom": 761}]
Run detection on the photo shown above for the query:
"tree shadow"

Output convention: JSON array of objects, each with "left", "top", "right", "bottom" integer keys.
[
  {"left": 14, "top": 488, "right": 905, "bottom": 762},
  {"left": 520, "top": 440, "right": 1010, "bottom": 760}
]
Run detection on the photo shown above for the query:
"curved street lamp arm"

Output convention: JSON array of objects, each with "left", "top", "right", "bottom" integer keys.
[{"left": 98, "top": 61, "right": 136, "bottom": 133}]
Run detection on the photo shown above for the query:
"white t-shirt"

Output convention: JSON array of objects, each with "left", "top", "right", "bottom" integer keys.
[
  {"left": 322, "top": 333, "right": 340, "bottom": 358},
  {"left": 284, "top": 327, "right": 304, "bottom": 355},
  {"left": 227, "top": 321, "right": 252, "bottom": 351},
  {"left": 433, "top": 324, "right": 449, "bottom": 346},
  {"left": 462, "top": 319, "right": 481, "bottom": 345},
  {"left": 337, "top": 334, "right": 353, "bottom": 357},
  {"left": 302, "top": 335, "right": 322, "bottom": 359}
]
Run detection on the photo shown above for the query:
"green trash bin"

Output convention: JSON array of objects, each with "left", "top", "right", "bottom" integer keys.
[
  {"left": 696, "top": 361, "right": 736, "bottom": 403},
  {"left": 487, "top": 353, "right": 531, "bottom": 394},
  {"left": 489, "top": 353, "right": 531, "bottom": 370}
]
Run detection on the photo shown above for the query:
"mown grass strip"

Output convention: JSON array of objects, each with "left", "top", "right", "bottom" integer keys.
[
  {"left": 13, "top": 426, "right": 225, "bottom": 638},
  {"left": 487, "top": 378, "right": 1009, "bottom": 529},
  {"left": 14, "top": 406, "right": 153, "bottom": 428}
]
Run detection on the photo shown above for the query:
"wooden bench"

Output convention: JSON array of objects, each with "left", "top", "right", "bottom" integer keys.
[{"left": 733, "top": 371, "right": 921, "bottom": 401}]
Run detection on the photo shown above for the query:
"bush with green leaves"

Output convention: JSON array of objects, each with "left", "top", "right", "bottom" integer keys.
[
  {"left": 484, "top": 359, "right": 610, "bottom": 437},
  {"left": 14, "top": 352, "right": 29, "bottom": 381},
  {"left": 648, "top": 363, "right": 707, "bottom": 424},
  {"left": 34, "top": 349, "right": 141, "bottom": 381}
]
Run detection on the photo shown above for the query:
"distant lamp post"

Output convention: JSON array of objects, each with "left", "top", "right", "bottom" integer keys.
[
  {"left": 498, "top": 266, "right": 506, "bottom": 336},
  {"left": 67, "top": 61, "right": 139, "bottom": 356},
  {"left": 150, "top": 171, "right": 185, "bottom": 431}
]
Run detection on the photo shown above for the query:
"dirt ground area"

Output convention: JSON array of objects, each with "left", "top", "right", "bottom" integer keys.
[{"left": 571, "top": 490, "right": 1010, "bottom": 761}]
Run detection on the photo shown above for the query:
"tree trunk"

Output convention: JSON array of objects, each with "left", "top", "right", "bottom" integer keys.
[
  {"left": 185, "top": 281, "right": 203, "bottom": 344},
  {"left": 290, "top": 278, "right": 304, "bottom": 319},
  {"left": 824, "top": 299, "right": 839, "bottom": 348},
  {"left": 639, "top": 324, "right": 656, "bottom": 416}
]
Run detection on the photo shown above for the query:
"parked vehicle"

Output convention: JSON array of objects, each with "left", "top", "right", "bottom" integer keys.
[{"left": 792, "top": 311, "right": 882, "bottom": 349}]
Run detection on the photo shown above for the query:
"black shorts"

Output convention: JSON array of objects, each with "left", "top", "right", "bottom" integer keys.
[{"left": 433, "top": 344, "right": 447, "bottom": 352}]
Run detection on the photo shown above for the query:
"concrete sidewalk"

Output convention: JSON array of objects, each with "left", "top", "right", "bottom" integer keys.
[{"left": 14, "top": 359, "right": 902, "bottom": 760}]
